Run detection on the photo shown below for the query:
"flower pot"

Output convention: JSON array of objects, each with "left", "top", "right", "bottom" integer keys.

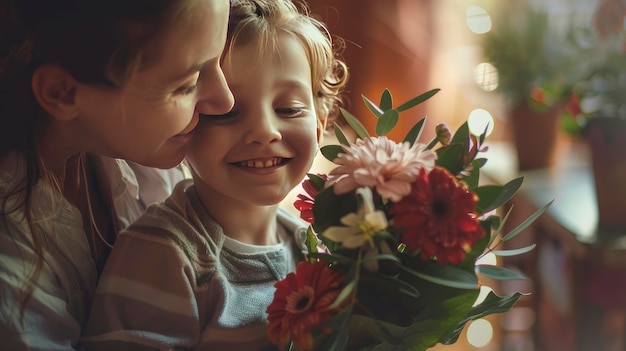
[
  {"left": 509, "top": 103, "right": 564, "bottom": 170},
  {"left": 585, "top": 116, "right": 626, "bottom": 231}
]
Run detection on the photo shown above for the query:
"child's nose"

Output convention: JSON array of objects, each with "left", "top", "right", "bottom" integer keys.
[{"left": 244, "top": 107, "right": 282, "bottom": 144}]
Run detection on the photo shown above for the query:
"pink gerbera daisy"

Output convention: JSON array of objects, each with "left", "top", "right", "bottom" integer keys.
[{"left": 326, "top": 136, "right": 436, "bottom": 202}]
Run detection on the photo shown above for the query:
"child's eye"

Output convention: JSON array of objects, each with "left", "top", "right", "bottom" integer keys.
[
  {"left": 174, "top": 84, "right": 197, "bottom": 95},
  {"left": 276, "top": 107, "right": 305, "bottom": 117}
]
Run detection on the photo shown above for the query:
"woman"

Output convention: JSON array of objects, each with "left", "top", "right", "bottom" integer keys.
[{"left": 0, "top": 0, "right": 234, "bottom": 349}]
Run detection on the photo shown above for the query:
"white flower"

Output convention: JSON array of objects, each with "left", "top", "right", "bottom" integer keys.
[{"left": 322, "top": 187, "right": 388, "bottom": 249}]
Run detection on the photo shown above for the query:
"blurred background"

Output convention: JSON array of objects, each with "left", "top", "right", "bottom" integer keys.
[{"left": 281, "top": 0, "right": 626, "bottom": 350}]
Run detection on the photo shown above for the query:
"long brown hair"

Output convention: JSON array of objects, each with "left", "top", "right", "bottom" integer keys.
[{"left": 0, "top": 0, "right": 202, "bottom": 319}]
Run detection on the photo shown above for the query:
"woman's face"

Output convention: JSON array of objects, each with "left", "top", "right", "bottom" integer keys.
[{"left": 74, "top": 0, "right": 234, "bottom": 169}]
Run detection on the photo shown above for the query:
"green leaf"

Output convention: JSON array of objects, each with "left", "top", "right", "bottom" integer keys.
[
  {"left": 474, "top": 176, "right": 524, "bottom": 214},
  {"left": 470, "top": 291, "right": 523, "bottom": 317},
  {"left": 340, "top": 107, "right": 370, "bottom": 140},
  {"left": 489, "top": 204, "right": 513, "bottom": 247},
  {"left": 481, "top": 214, "right": 502, "bottom": 234},
  {"left": 442, "top": 291, "right": 522, "bottom": 345},
  {"left": 306, "top": 173, "right": 326, "bottom": 189},
  {"left": 360, "top": 270, "right": 421, "bottom": 298},
  {"left": 434, "top": 123, "right": 474, "bottom": 174},
  {"left": 492, "top": 244, "right": 536, "bottom": 257},
  {"left": 463, "top": 158, "right": 482, "bottom": 189},
  {"left": 376, "top": 109, "right": 399, "bottom": 136},
  {"left": 330, "top": 280, "right": 356, "bottom": 309},
  {"left": 304, "top": 227, "right": 320, "bottom": 263},
  {"left": 449, "top": 122, "right": 470, "bottom": 149},
  {"left": 320, "top": 144, "right": 344, "bottom": 163},
  {"left": 348, "top": 314, "right": 406, "bottom": 347},
  {"left": 501, "top": 200, "right": 553, "bottom": 241},
  {"left": 362, "top": 95, "right": 383, "bottom": 118},
  {"left": 312, "top": 305, "right": 354, "bottom": 350},
  {"left": 333, "top": 123, "right": 350, "bottom": 146},
  {"left": 478, "top": 127, "right": 488, "bottom": 145},
  {"left": 396, "top": 88, "right": 440, "bottom": 112},
  {"left": 460, "top": 228, "right": 491, "bottom": 269},
  {"left": 308, "top": 251, "right": 355, "bottom": 265},
  {"left": 398, "top": 291, "right": 479, "bottom": 350},
  {"left": 397, "top": 263, "right": 479, "bottom": 289},
  {"left": 361, "top": 254, "right": 401, "bottom": 264},
  {"left": 476, "top": 265, "right": 528, "bottom": 280},
  {"left": 379, "top": 89, "right": 393, "bottom": 111},
  {"left": 402, "top": 117, "right": 427, "bottom": 146},
  {"left": 435, "top": 143, "right": 465, "bottom": 174},
  {"left": 473, "top": 157, "right": 488, "bottom": 170}
]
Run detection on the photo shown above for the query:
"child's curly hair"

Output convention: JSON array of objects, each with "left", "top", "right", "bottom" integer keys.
[{"left": 227, "top": 0, "right": 349, "bottom": 130}]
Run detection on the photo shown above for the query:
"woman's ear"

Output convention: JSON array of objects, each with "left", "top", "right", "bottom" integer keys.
[{"left": 31, "top": 64, "right": 80, "bottom": 121}]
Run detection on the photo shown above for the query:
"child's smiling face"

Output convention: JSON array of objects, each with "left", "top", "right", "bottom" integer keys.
[{"left": 187, "top": 33, "right": 320, "bottom": 210}]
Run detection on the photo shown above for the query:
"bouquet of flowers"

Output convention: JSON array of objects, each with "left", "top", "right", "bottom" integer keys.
[{"left": 267, "top": 88, "right": 550, "bottom": 351}]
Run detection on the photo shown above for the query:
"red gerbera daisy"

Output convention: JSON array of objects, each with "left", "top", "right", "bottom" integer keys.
[
  {"left": 267, "top": 261, "right": 347, "bottom": 351},
  {"left": 294, "top": 175, "right": 327, "bottom": 223},
  {"left": 390, "top": 167, "right": 484, "bottom": 264}
]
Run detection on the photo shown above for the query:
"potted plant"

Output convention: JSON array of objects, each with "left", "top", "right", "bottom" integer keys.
[
  {"left": 561, "top": 2, "right": 626, "bottom": 231},
  {"left": 481, "top": 1, "right": 584, "bottom": 170},
  {"left": 562, "top": 42, "right": 626, "bottom": 136}
]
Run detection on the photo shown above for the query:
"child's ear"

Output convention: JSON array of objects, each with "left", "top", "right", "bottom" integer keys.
[{"left": 31, "top": 64, "right": 80, "bottom": 121}]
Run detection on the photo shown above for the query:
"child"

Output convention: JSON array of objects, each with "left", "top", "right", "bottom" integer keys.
[
  {"left": 0, "top": 0, "right": 234, "bottom": 349},
  {"left": 80, "top": 0, "right": 348, "bottom": 350}
]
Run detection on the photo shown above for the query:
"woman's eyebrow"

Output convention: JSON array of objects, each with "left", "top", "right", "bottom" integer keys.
[{"left": 166, "top": 59, "right": 212, "bottom": 84}]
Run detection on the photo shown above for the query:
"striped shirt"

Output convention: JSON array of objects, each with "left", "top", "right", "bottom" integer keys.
[{"left": 81, "top": 180, "right": 307, "bottom": 351}]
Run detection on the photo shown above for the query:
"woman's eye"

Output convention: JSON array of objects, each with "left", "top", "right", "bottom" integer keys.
[
  {"left": 174, "top": 84, "right": 197, "bottom": 95},
  {"left": 199, "top": 110, "right": 237, "bottom": 121}
]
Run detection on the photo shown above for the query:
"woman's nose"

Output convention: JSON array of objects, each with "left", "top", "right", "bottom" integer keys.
[{"left": 196, "top": 66, "right": 234, "bottom": 115}]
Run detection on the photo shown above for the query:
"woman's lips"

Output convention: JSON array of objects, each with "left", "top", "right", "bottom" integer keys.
[
  {"left": 170, "top": 115, "right": 199, "bottom": 144},
  {"left": 176, "top": 114, "right": 200, "bottom": 137}
]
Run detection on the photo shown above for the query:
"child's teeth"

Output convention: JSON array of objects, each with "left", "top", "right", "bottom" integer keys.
[{"left": 241, "top": 158, "right": 280, "bottom": 168}]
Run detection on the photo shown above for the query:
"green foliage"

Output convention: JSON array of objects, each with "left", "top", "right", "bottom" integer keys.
[
  {"left": 569, "top": 49, "right": 626, "bottom": 130},
  {"left": 473, "top": 177, "right": 524, "bottom": 214},
  {"left": 288, "top": 88, "right": 551, "bottom": 351},
  {"left": 481, "top": 2, "right": 581, "bottom": 108}
]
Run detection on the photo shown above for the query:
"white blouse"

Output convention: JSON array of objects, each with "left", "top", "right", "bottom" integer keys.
[{"left": 0, "top": 153, "right": 185, "bottom": 351}]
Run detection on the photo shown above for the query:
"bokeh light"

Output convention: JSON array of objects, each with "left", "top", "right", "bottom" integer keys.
[
  {"left": 466, "top": 319, "right": 494, "bottom": 348},
  {"left": 474, "top": 62, "right": 498, "bottom": 92},
  {"left": 466, "top": 6, "right": 491, "bottom": 34},
  {"left": 468, "top": 108, "right": 495, "bottom": 136}
]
